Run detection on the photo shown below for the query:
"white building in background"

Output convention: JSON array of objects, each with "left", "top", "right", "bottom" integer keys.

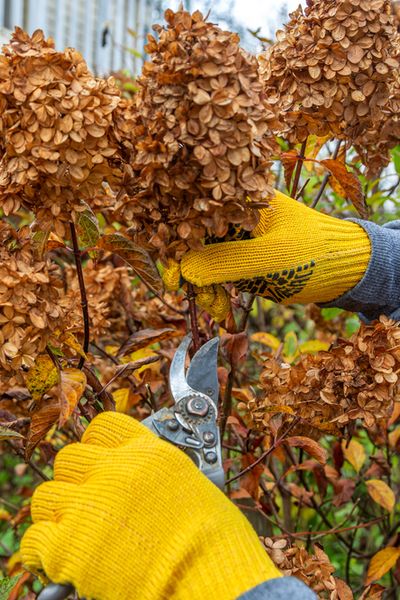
[{"left": 0, "top": 0, "right": 154, "bottom": 74}]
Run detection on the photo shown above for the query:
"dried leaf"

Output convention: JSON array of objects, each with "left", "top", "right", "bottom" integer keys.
[
  {"left": 341, "top": 439, "right": 366, "bottom": 473},
  {"left": 98, "top": 234, "right": 163, "bottom": 294},
  {"left": 366, "top": 547, "right": 400, "bottom": 585},
  {"left": 281, "top": 150, "right": 300, "bottom": 192},
  {"left": 117, "top": 328, "right": 179, "bottom": 358},
  {"left": 0, "top": 426, "right": 24, "bottom": 441},
  {"left": 26, "top": 355, "right": 58, "bottom": 401},
  {"left": 31, "top": 228, "right": 50, "bottom": 260},
  {"left": 59, "top": 368, "right": 87, "bottom": 426},
  {"left": 285, "top": 436, "right": 327, "bottom": 464},
  {"left": 115, "top": 354, "right": 160, "bottom": 377},
  {"left": 25, "top": 399, "right": 60, "bottom": 460},
  {"left": 321, "top": 159, "right": 368, "bottom": 218},
  {"left": 366, "top": 479, "right": 396, "bottom": 512},
  {"left": 335, "top": 578, "right": 353, "bottom": 600},
  {"left": 75, "top": 204, "right": 100, "bottom": 249}
]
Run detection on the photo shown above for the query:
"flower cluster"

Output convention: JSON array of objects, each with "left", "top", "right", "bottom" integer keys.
[
  {"left": 248, "top": 316, "right": 400, "bottom": 432},
  {"left": 0, "top": 223, "right": 78, "bottom": 388},
  {"left": 121, "top": 8, "right": 277, "bottom": 262},
  {"left": 263, "top": 538, "right": 345, "bottom": 599},
  {"left": 0, "top": 28, "right": 128, "bottom": 236},
  {"left": 260, "top": 0, "right": 400, "bottom": 174}
]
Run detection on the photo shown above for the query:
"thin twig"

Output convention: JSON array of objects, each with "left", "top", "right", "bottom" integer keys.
[
  {"left": 83, "top": 365, "right": 115, "bottom": 411},
  {"left": 225, "top": 417, "right": 300, "bottom": 485},
  {"left": 291, "top": 139, "right": 307, "bottom": 198},
  {"left": 186, "top": 283, "right": 201, "bottom": 352},
  {"left": 8, "top": 443, "right": 49, "bottom": 482},
  {"left": 69, "top": 222, "right": 90, "bottom": 369},
  {"left": 311, "top": 140, "right": 342, "bottom": 209}
]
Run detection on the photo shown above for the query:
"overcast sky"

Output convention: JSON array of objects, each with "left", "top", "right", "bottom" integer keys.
[{"left": 232, "top": 0, "right": 305, "bottom": 33}]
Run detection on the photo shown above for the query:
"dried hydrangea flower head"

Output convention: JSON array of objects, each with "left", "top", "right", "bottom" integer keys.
[
  {"left": 263, "top": 538, "right": 340, "bottom": 598},
  {"left": 0, "top": 223, "right": 78, "bottom": 389},
  {"left": 248, "top": 316, "right": 400, "bottom": 433},
  {"left": 260, "top": 0, "right": 400, "bottom": 165},
  {"left": 122, "top": 8, "right": 276, "bottom": 262},
  {"left": 0, "top": 28, "right": 127, "bottom": 236}
]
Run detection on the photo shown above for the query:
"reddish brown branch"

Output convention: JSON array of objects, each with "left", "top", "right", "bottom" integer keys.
[
  {"left": 186, "top": 283, "right": 201, "bottom": 352},
  {"left": 69, "top": 221, "right": 90, "bottom": 369}
]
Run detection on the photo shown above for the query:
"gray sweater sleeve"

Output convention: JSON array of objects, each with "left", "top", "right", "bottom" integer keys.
[
  {"left": 321, "top": 219, "right": 400, "bottom": 321},
  {"left": 238, "top": 577, "right": 317, "bottom": 599}
]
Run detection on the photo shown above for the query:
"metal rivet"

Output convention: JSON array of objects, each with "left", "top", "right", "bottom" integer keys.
[
  {"left": 203, "top": 431, "right": 215, "bottom": 445},
  {"left": 205, "top": 451, "right": 217, "bottom": 464},
  {"left": 187, "top": 397, "right": 209, "bottom": 417},
  {"left": 167, "top": 419, "right": 179, "bottom": 431}
]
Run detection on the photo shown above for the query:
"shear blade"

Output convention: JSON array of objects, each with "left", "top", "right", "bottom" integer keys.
[{"left": 187, "top": 337, "right": 219, "bottom": 408}]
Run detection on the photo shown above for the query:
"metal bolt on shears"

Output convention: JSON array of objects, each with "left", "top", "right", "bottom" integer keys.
[{"left": 38, "top": 334, "right": 223, "bottom": 600}]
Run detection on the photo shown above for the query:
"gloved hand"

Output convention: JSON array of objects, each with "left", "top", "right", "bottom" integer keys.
[
  {"left": 175, "top": 191, "right": 371, "bottom": 312},
  {"left": 21, "top": 412, "right": 281, "bottom": 600}
]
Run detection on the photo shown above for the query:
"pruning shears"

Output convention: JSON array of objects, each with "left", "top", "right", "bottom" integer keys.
[{"left": 38, "top": 334, "right": 223, "bottom": 600}]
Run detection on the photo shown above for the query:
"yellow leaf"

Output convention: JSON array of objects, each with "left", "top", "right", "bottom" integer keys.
[
  {"left": 388, "top": 426, "right": 400, "bottom": 449},
  {"left": 0, "top": 508, "right": 11, "bottom": 520},
  {"left": 26, "top": 355, "right": 58, "bottom": 401},
  {"left": 299, "top": 340, "right": 330, "bottom": 354},
  {"left": 59, "top": 368, "right": 87, "bottom": 426},
  {"left": 283, "top": 331, "right": 298, "bottom": 363},
  {"left": 105, "top": 345, "right": 119, "bottom": 357},
  {"left": 263, "top": 405, "right": 295, "bottom": 416},
  {"left": 58, "top": 331, "right": 87, "bottom": 360},
  {"left": 366, "top": 479, "right": 396, "bottom": 512},
  {"left": 250, "top": 332, "right": 281, "bottom": 351},
  {"left": 342, "top": 439, "right": 366, "bottom": 473},
  {"left": 113, "top": 388, "right": 131, "bottom": 413},
  {"left": 7, "top": 550, "right": 23, "bottom": 575},
  {"left": 304, "top": 135, "right": 330, "bottom": 172},
  {"left": 366, "top": 547, "right": 400, "bottom": 585}
]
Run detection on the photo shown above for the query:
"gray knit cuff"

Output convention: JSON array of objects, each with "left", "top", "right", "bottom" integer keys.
[
  {"left": 321, "top": 219, "right": 400, "bottom": 322},
  {"left": 238, "top": 577, "right": 317, "bottom": 599}
]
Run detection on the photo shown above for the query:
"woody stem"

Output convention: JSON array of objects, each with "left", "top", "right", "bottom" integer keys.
[{"left": 69, "top": 221, "right": 90, "bottom": 369}]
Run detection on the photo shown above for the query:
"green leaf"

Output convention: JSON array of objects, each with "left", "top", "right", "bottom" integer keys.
[
  {"left": 321, "top": 307, "right": 343, "bottom": 320},
  {"left": 127, "top": 48, "right": 142, "bottom": 58},
  {"left": 75, "top": 203, "right": 100, "bottom": 249},
  {"left": 0, "top": 575, "right": 22, "bottom": 600},
  {"left": 390, "top": 146, "right": 400, "bottom": 176},
  {"left": 345, "top": 315, "right": 361, "bottom": 336},
  {"left": 97, "top": 233, "right": 163, "bottom": 294}
]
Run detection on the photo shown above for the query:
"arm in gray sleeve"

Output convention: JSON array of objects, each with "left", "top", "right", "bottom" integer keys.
[
  {"left": 321, "top": 220, "right": 400, "bottom": 322},
  {"left": 238, "top": 577, "right": 317, "bottom": 599}
]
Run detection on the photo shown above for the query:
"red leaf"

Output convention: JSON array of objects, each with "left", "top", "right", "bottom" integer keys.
[
  {"left": 321, "top": 158, "right": 368, "bottom": 218},
  {"left": 285, "top": 435, "right": 327, "bottom": 464}
]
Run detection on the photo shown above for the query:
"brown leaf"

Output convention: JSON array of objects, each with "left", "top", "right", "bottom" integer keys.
[
  {"left": 25, "top": 399, "right": 60, "bottom": 460},
  {"left": 117, "top": 328, "right": 179, "bottom": 358},
  {"left": 321, "top": 159, "right": 368, "bottom": 218},
  {"left": 285, "top": 435, "right": 327, "bottom": 464},
  {"left": 366, "top": 479, "right": 396, "bottom": 512},
  {"left": 115, "top": 355, "right": 161, "bottom": 377},
  {"left": 332, "top": 478, "right": 356, "bottom": 507},
  {"left": 97, "top": 234, "right": 163, "bottom": 294},
  {"left": 280, "top": 150, "right": 300, "bottom": 192},
  {"left": 359, "top": 584, "right": 385, "bottom": 600},
  {"left": 366, "top": 547, "right": 400, "bottom": 585},
  {"left": 0, "top": 425, "right": 24, "bottom": 441},
  {"left": 335, "top": 577, "right": 354, "bottom": 600},
  {"left": 74, "top": 203, "right": 100, "bottom": 249}
]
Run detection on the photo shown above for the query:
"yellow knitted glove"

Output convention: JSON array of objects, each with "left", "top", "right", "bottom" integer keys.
[
  {"left": 21, "top": 412, "right": 281, "bottom": 600},
  {"left": 163, "top": 259, "right": 231, "bottom": 323},
  {"left": 181, "top": 190, "right": 371, "bottom": 305}
]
